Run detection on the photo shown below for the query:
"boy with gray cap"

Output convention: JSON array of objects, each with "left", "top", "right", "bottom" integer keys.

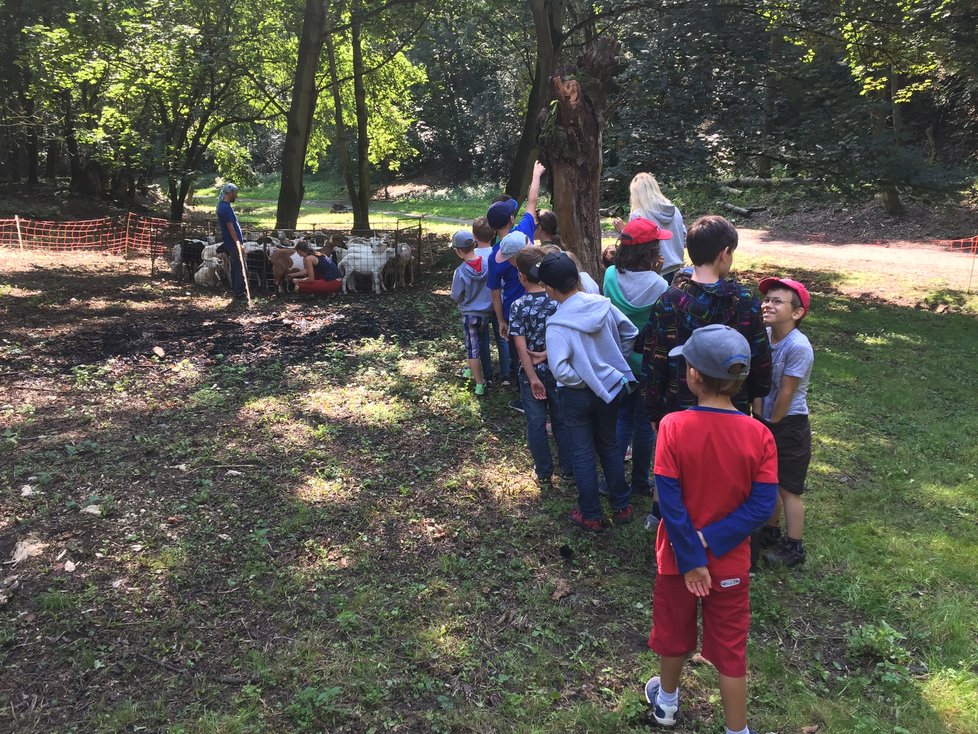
[
  {"left": 643, "top": 324, "right": 777, "bottom": 734},
  {"left": 450, "top": 230, "right": 492, "bottom": 396},
  {"left": 534, "top": 252, "right": 638, "bottom": 531}
]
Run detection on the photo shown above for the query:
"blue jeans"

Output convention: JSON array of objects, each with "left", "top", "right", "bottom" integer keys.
[
  {"left": 219, "top": 242, "right": 246, "bottom": 297},
  {"left": 487, "top": 313, "right": 508, "bottom": 382},
  {"left": 616, "top": 381, "right": 656, "bottom": 494},
  {"left": 519, "top": 369, "right": 572, "bottom": 479},
  {"left": 557, "top": 385, "right": 630, "bottom": 519}
]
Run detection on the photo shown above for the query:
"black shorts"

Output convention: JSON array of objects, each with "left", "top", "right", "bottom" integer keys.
[{"left": 767, "top": 414, "right": 811, "bottom": 495}]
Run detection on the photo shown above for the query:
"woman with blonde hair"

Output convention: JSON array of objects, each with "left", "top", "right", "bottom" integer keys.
[{"left": 613, "top": 173, "right": 687, "bottom": 283}]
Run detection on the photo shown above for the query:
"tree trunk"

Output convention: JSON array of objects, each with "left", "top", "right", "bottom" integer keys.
[
  {"left": 350, "top": 0, "right": 371, "bottom": 233},
  {"left": 45, "top": 139, "right": 61, "bottom": 180},
  {"left": 275, "top": 0, "right": 328, "bottom": 229},
  {"left": 505, "top": 0, "right": 564, "bottom": 200},
  {"left": 537, "top": 38, "right": 624, "bottom": 277},
  {"left": 168, "top": 177, "right": 185, "bottom": 221},
  {"left": 873, "top": 81, "right": 904, "bottom": 216},
  {"left": 757, "top": 32, "right": 782, "bottom": 178},
  {"left": 324, "top": 7, "right": 359, "bottom": 228},
  {"left": 64, "top": 94, "right": 86, "bottom": 194}
]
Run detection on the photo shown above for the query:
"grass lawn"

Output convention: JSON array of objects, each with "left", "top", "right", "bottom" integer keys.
[{"left": 1, "top": 250, "right": 976, "bottom": 733}]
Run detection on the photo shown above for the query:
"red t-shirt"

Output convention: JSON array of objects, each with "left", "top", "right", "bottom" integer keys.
[{"left": 654, "top": 408, "right": 778, "bottom": 577}]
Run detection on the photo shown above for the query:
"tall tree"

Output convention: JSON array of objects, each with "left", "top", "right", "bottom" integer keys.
[
  {"left": 537, "top": 36, "right": 624, "bottom": 274},
  {"left": 276, "top": 0, "right": 329, "bottom": 229}
]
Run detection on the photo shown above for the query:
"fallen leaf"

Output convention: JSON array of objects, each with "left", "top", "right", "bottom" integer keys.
[
  {"left": 551, "top": 579, "right": 573, "bottom": 601},
  {"left": 64, "top": 560, "right": 77, "bottom": 572},
  {"left": 166, "top": 516, "right": 184, "bottom": 525},
  {"left": 80, "top": 504, "right": 102, "bottom": 516},
  {"left": 226, "top": 470, "right": 243, "bottom": 476},
  {"left": 20, "top": 484, "right": 34, "bottom": 497},
  {"left": 152, "top": 346, "right": 166, "bottom": 358},
  {"left": 11, "top": 536, "right": 47, "bottom": 564},
  {"left": 801, "top": 726, "right": 820, "bottom": 734}
]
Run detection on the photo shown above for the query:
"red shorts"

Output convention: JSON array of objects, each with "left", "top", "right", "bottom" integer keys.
[
  {"left": 296, "top": 278, "right": 341, "bottom": 294},
  {"left": 647, "top": 573, "right": 750, "bottom": 677}
]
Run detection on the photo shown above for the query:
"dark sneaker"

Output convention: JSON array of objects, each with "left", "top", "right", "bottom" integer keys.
[
  {"left": 569, "top": 508, "right": 603, "bottom": 533},
  {"left": 643, "top": 676, "right": 678, "bottom": 727},
  {"left": 765, "top": 540, "right": 806, "bottom": 567},
  {"left": 508, "top": 398, "right": 525, "bottom": 414},
  {"left": 535, "top": 474, "right": 552, "bottom": 488},
  {"left": 758, "top": 525, "right": 782, "bottom": 549},
  {"left": 613, "top": 505, "right": 635, "bottom": 524}
]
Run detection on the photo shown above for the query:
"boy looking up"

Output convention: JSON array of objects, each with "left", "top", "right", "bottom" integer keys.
[
  {"left": 509, "top": 246, "right": 572, "bottom": 486},
  {"left": 449, "top": 231, "right": 492, "bottom": 396},
  {"left": 645, "top": 324, "right": 778, "bottom": 734},
  {"left": 533, "top": 252, "right": 638, "bottom": 531},
  {"left": 753, "top": 277, "right": 814, "bottom": 568}
]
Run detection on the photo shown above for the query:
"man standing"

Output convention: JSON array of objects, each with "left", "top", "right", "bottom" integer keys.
[{"left": 216, "top": 183, "right": 247, "bottom": 306}]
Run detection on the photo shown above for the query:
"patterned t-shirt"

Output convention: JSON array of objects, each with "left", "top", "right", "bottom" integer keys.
[{"left": 508, "top": 291, "right": 557, "bottom": 373}]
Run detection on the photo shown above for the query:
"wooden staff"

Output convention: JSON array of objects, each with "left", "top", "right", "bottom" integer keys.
[
  {"left": 14, "top": 215, "right": 25, "bottom": 251},
  {"left": 234, "top": 240, "right": 252, "bottom": 308}
]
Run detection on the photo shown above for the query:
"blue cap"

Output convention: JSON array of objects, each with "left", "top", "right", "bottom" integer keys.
[{"left": 487, "top": 199, "right": 519, "bottom": 229}]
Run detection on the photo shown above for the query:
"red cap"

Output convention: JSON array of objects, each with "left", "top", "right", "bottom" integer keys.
[
  {"left": 759, "top": 277, "right": 811, "bottom": 315},
  {"left": 620, "top": 217, "right": 672, "bottom": 245}
]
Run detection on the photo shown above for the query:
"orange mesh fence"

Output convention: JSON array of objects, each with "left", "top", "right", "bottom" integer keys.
[
  {"left": 941, "top": 236, "right": 978, "bottom": 255},
  {"left": 0, "top": 213, "right": 177, "bottom": 257}
]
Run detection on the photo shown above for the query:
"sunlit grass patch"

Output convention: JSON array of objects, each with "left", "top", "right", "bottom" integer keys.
[{"left": 922, "top": 669, "right": 978, "bottom": 734}]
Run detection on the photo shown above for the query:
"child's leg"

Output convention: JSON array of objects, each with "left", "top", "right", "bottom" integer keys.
[
  {"left": 593, "top": 390, "right": 630, "bottom": 511},
  {"left": 781, "top": 487, "right": 805, "bottom": 540},
  {"left": 490, "top": 313, "right": 508, "bottom": 381},
  {"left": 701, "top": 575, "right": 751, "bottom": 732},
  {"left": 615, "top": 387, "right": 636, "bottom": 462},
  {"left": 717, "top": 674, "right": 748, "bottom": 732},
  {"left": 519, "top": 370, "right": 554, "bottom": 479},
  {"left": 628, "top": 383, "right": 656, "bottom": 496},
  {"left": 545, "top": 371, "right": 574, "bottom": 478},
  {"left": 478, "top": 318, "right": 492, "bottom": 383},
  {"left": 659, "top": 655, "right": 685, "bottom": 696},
  {"left": 463, "top": 317, "right": 486, "bottom": 386},
  {"left": 768, "top": 492, "right": 783, "bottom": 528},
  {"left": 557, "top": 387, "right": 602, "bottom": 520}
]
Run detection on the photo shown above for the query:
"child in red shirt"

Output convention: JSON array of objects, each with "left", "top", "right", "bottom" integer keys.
[{"left": 645, "top": 324, "right": 778, "bottom": 734}]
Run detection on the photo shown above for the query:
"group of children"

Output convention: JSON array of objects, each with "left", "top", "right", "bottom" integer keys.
[{"left": 449, "top": 169, "right": 815, "bottom": 734}]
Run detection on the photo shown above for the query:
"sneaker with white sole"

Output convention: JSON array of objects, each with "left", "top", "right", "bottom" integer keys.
[{"left": 644, "top": 676, "right": 678, "bottom": 727}]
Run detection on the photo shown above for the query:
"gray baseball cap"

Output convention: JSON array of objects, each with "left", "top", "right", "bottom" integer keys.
[
  {"left": 668, "top": 324, "right": 751, "bottom": 379},
  {"left": 498, "top": 231, "right": 530, "bottom": 259},
  {"left": 450, "top": 230, "right": 475, "bottom": 249}
]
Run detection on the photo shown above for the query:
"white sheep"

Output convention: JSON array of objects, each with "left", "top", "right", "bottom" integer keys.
[
  {"left": 387, "top": 242, "right": 414, "bottom": 289},
  {"left": 194, "top": 258, "right": 225, "bottom": 288},
  {"left": 340, "top": 247, "right": 395, "bottom": 294}
]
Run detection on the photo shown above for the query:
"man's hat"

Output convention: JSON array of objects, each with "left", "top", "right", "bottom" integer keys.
[
  {"left": 758, "top": 277, "right": 811, "bottom": 316},
  {"left": 620, "top": 217, "right": 672, "bottom": 245},
  {"left": 487, "top": 199, "right": 519, "bottom": 229},
  {"left": 451, "top": 230, "right": 475, "bottom": 249},
  {"left": 668, "top": 324, "right": 751, "bottom": 380},
  {"left": 530, "top": 252, "right": 578, "bottom": 291}
]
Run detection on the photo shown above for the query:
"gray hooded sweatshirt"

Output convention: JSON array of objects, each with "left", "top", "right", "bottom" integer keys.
[
  {"left": 450, "top": 256, "right": 492, "bottom": 316},
  {"left": 632, "top": 205, "right": 687, "bottom": 275},
  {"left": 545, "top": 292, "right": 639, "bottom": 403}
]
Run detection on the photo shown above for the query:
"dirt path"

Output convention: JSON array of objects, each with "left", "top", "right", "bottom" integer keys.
[{"left": 737, "top": 228, "right": 978, "bottom": 298}]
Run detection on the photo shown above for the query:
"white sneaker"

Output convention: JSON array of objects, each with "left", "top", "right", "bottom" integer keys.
[{"left": 644, "top": 676, "right": 678, "bottom": 726}]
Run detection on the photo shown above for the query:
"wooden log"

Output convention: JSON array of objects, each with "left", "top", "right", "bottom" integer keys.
[
  {"left": 720, "top": 202, "right": 751, "bottom": 217},
  {"left": 719, "top": 185, "right": 744, "bottom": 196}
]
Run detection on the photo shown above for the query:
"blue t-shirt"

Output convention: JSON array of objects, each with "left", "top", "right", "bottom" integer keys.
[
  {"left": 761, "top": 327, "right": 813, "bottom": 419},
  {"left": 488, "top": 212, "right": 536, "bottom": 320},
  {"left": 217, "top": 201, "right": 243, "bottom": 249}
]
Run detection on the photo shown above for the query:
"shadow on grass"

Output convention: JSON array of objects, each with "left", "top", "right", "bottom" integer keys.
[{"left": 2, "top": 258, "right": 976, "bottom": 733}]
